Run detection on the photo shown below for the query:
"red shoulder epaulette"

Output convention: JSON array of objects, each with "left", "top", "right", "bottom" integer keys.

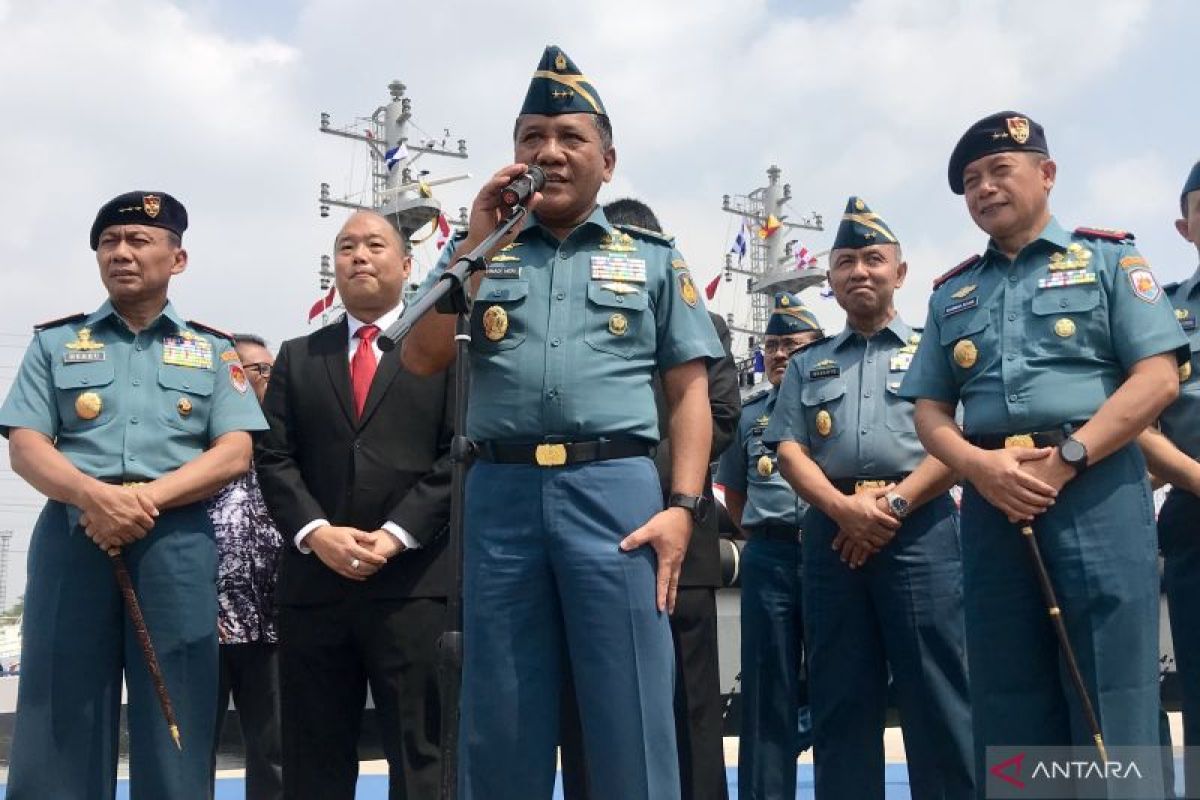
[
  {"left": 187, "top": 320, "right": 236, "bottom": 344},
  {"left": 1074, "top": 226, "right": 1135, "bottom": 242},
  {"left": 932, "top": 255, "right": 981, "bottom": 289},
  {"left": 33, "top": 312, "right": 86, "bottom": 331}
]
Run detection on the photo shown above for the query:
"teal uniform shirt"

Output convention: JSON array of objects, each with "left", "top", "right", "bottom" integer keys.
[
  {"left": 763, "top": 317, "right": 927, "bottom": 480},
  {"left": 900, "top": 217, "right": 1189, "bottom": 435},
  {"left": 1161, "top": 267, "right": 1200, "bottom": 459},
  {"left": 0, "top": 299, "right": 267, "bottom": 475},
  {"left": 716, "top": 387, "right": 806, "bottom": 529},
  {"left": 423, "top": 206, "right": 724, "bottom": 442}
]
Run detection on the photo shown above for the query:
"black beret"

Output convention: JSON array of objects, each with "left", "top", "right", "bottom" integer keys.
[
  {"left": 1182, "top": 161, "right": 1200, "bottom": 209},
  {"left": 948, "top": 111, "right": 1049, "bottom": 195},
  {"left": 90, "top": 191, "right": 188, "bottom": 250}
]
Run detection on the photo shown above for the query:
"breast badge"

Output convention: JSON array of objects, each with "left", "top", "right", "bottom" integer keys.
[
  {"left": 757, "top": 455, "right": 774, "bottom": 477},
  {"left": 608, "top": 313, "right": 628, "bottom": 336},
  {"left": 953, "top": 339, "right": 978, "bottom": 369},
  {"left": 815, "top": 409, "right": 833, "bottom": 437},
  {"left": 1053, "top": 318, "right": 1076, "bottom": 338},
  {"left": 63, "top": 328, "right": 106, "bottom": 363},
  {"left": 75, "top": 391, "right": 102, "bottom": 420},
  {"left": 482, "top": 306, "right": 509, "bottom": 341},
  {"left": 177, "top": 397, "right": 193, "bottom": 417}
]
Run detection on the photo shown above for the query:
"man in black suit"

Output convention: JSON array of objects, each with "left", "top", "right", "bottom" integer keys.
[
  {"left": 560, "top": 198, "right": 741, "bottom": 800},
  {"left": 255, "top": 210, "right": 452, "bottom": 799}
]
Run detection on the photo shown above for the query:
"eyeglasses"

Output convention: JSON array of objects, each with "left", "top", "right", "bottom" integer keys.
[
  {"left": 762, "top": 340, "right": 806, "bottom": 354},
  {"left": 243, "top": 362, "right": 273, "bottom": 377}
]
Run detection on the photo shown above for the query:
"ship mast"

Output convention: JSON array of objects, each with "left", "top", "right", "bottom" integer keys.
[
  {"left": 315, "top": 80, "right": 471, "bottom": 324},
  {"left": 720, "top": 165, "right": 825, "bottom": 382}
]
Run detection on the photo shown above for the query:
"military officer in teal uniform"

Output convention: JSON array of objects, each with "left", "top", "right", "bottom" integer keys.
[
  {"left": 900, "top": 112, "right": 1187, "bottom": 795},
  {"left": 764, "top": 198, "right": 973, "bottom": 799},
  {"left": 1139, "top": 159, "right": 1200, "bottom": 796},
  {"left": 0, "top": 191, "right": 267, "bottom": 800},
  {"left": 402, "top": 47, "right": 724, "bottom": 800},
  {"left": 717, "top": 292, "right": 822, "bottom": 800}
]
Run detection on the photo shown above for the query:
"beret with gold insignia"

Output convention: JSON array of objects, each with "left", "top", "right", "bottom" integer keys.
[
  {"left": 766, "top": 292, "right": 822, "bottom": 336},
  {"left": 832, "top": 196, "right": 899, "bottom": 250},
  {"left": 948, "top": 111, "right": 1049, "bottom": 195},
  {"left": 90, "top": 190, "right": 188, "bottom": 250},
  {"left": 520, "top": 45, "right": 607, "bottom": 117}
]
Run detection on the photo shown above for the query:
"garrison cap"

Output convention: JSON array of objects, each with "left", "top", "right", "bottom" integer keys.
[
  {"left": 90, "top": 191, "right": 187, "bottom": 251},
  {"left": 1182, "top": 160, "right": 1200, "bottom": 211},
  {"left": 948, "top": 111, "right": 1049, "bottom": 195},
  {"left": 519, "top": 45, "right": 607, "bottom": 117},
  {"left": 832, "top": 196, "right": 898, "bottom": 250},
  {"left": 765, "top": 292, "right": 821, "bottom": 336}
]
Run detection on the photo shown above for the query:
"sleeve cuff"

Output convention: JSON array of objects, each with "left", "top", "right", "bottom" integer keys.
[
  {"left": 294, "top": 519, "right": 328, "bottom": 554},
  {"left": 382, "top": 522, "right": 420, "bottom": 550}
]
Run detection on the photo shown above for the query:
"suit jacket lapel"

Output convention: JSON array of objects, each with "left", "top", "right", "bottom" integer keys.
[
  {"left": 357, "top": 345, "right": 402, "bottom": 429},
  {"left": 320, "top": 319, "right": 356, "bottom": 425}
]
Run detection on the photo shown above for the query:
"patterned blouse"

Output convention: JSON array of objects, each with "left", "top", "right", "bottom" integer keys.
[{"left": 206, "top": 468, "right": 283, "bottom": 644}]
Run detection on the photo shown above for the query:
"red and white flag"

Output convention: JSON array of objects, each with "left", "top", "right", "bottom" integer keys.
[
  {"left": 704, "top": 274, "right": 721, "bottom": 301},
  {"left": 308, "top": 286, "right": 336, "bottom": 322},
  {"left": 793, "top": 241, "right": 818, "bottom": 269},
  {"left": 435, "top": 214, "right": 452, "bottom": 250}
]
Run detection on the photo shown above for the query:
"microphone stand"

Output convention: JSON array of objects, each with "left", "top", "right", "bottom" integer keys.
[{"left": 378, "top": 203, "right": 531, "bottom": 800}]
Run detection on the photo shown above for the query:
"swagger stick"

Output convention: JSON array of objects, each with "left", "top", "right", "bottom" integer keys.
[
  {"left": 1018, "top": 523, "right": 1106, "bottom": 761},
  {"left": 108, "top": 549, "right": 182, "bottom": 750}
]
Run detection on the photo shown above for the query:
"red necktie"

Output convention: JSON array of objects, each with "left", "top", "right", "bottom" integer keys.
[{"left": 350, "top": 324, "right": 379, "bottom": 418}]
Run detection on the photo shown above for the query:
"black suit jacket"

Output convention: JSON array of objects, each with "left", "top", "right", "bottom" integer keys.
[
  {"left": 654, "top": 312, "right": 740, "bottom": 588},
  {"left": 255, "top": 317, "right": 453, "bottom": 606}
]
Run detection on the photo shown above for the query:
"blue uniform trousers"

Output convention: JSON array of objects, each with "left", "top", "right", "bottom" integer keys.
[
  {"left": 459, "top": 457, "right": 680, "bottom": 800},
  {"left": 803, "top": 493, "right": 974, "bottom": 800},
  {"left": 961, "top": 444, "right": 1164, "bottom": 798},
  {"left": 6, "top": 500, "right": 218, "bottom": 800},
  {"left": 1161, "top": 487, "right": 1200, "bottom": 796},
  {"left": 737, "top": 535, "right": 812, "bottom": 800}
]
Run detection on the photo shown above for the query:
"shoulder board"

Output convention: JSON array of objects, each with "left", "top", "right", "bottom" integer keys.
[
  {"left": 613, "top": 223, "right": 674, "bottom": 246},
  {"left": 911, "top": 326, "right": 924, "bottom": 333},
  {"left": 743, "top": 388, "right": 770, "bottom": 405},
  {"left": 932, "top": 255, "right": 981, "bottom": 289},
  {"left": 187, "top": 320, "right": 236, "bottom": 344},
  {"left": 1164, "top": 281, "right": 1181, "bottom": 293},
  {"left": 452, "top": 230, "right": 468, "bottom": 242},
  {"left": 34, "top": 312, "right": 86, "bottom": 331},
  {"left": 795, "top": 334, "right": 831, "bottom": 354},
  {"left": 1074, "top": 226, "right": 1135, "bottom": 242}
]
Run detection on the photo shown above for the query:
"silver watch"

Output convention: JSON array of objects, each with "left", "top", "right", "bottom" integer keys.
[{"left": 885, "top": 491, "right": 911, "bottom": 520}]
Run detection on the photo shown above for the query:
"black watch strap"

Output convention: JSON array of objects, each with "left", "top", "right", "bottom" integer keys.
[
  {"left": 1059, "top": 435, "right": 1089, "bottom": 474},
  {"left": 669, "top": 492, "right": 710, "bottom": 523}
]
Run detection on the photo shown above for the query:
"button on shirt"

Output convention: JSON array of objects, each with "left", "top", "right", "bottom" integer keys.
[
  {"left": 900, "top": 218, "right": 1189, "bottom": 435},
  {"left": 1160, "top": 267, "right": 1200, "bottom": 460},
  {"left": 763, "top": 317, "right": 926, "bottom": 480},
  {"left": 294, "top": 305, "right": 421, "bottom": 553},
  {"left": 0, "top": 300, "right": 266, "bottom": 476},
  {"left": 716, "top": 388, "right": 807, "bottom": 529},
  {"left": 423, "top": 207, "right": 724, "bottom": 442}
]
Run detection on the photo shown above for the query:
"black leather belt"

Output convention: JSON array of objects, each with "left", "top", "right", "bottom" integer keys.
[
  {"left": 476, "top": 437, "right": 654, "bottom": 467},
  {"left": 746, "top": 523, "right": 800, "bottom": 543},
  {"left": 100, "top": 477, "right": 152, "bottom": 485},
  {"left": 830, "top": 474, "right": 910, "bottom": 495},
  {"left": 965, "top": 423, "right": 1085, "bottom": 450}
]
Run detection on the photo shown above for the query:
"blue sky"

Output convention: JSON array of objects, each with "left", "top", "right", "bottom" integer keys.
[{"left": 0, "top": 0, "right": 1195, "bottom": 600}]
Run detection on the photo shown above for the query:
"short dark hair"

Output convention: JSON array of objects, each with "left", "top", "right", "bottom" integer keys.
[
  {"left": 166, "top": 231, "right": 182, "bottom": 248},
  {"left": 233, "top": 333, "right": 268, "bottom": 348},
  {"left": 602, "top": 198, "right": 661, "bottom": 233},
  {"left": 512, "top": 113, "right": 613, "bottom": 152}
]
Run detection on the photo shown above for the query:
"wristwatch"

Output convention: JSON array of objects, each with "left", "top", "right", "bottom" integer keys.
[
  {"left": 669, "top": 493, "right": 711, "bottom": 524},
  {"left": 885, "top": 491, "right": 911, "bottom": 520},
  {"left": 1058, "top": 436, "right": 1089, "bottom": 475}
]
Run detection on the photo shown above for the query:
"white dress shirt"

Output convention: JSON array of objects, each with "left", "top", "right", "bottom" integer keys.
[{"left": 295, "top": 305, "right": 421, "bottom": 553}]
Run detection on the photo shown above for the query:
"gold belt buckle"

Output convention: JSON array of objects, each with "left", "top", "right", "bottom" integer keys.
[
  {"left": 854, "top": 479, "right": 887, "bottom": 494},
  {"left": 534, "top": 443, "right": 568, "bottom": 467},
  {"left": 1004, "top": 434, "right": 1035, "bottom": 449},
  {"left": 122, "top": 481, "right": 145, "bottom": 487}
]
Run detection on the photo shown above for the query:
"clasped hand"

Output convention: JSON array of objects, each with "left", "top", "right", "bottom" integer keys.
[
  {"left": 965, "top": 446, "right": 1073, "bottom": 523},
  {"left": 78, "top": 482, "right": 158, "bottom": 553}
]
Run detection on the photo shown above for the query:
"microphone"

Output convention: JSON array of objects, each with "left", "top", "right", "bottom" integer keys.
[{"left": 500, "top": 165, "right": 546, "bottom": 207}]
